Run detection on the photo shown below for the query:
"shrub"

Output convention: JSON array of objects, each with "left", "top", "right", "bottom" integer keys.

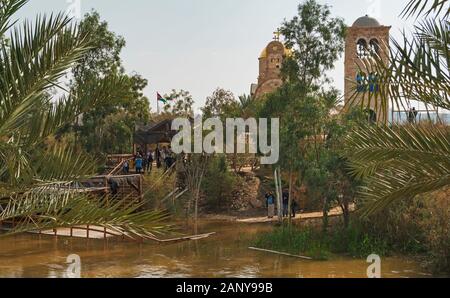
[
  {"left": 253, "top": 223, "right": 393, "bottom": 260},
  {"left": 202, "top": 155, "right": 238, "bottom": 211},
  {"left": 253, "top": 226, "right": 330, "bottom": 260},
  {"left": 330, "top": 224, "right": 390, "bottom": 258},
  {"left": 417, "top": 188, "right": 450, "bottom": 273}
]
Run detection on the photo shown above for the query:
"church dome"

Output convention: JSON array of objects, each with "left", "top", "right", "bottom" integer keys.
[
  {"left": 259, "top": 42, "right": 292, "bottom": 59},
  {"left": 352, "top": 15, "right": 381, "bottom": 27}
]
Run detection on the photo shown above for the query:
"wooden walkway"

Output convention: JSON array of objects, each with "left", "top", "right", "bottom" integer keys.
[
  {"left": 236, "top": 205, "right": 353, "bottom": 224},
  {"left": 29, "top": 226, "right": 120, "bottom": 239},
  {"left": 25, "top": 227, "right": 216, "bottom": 243}
]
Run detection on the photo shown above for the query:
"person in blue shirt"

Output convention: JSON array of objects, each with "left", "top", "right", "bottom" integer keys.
[{"left": 135, "top": 155, "right": 143, "bottom": 174}]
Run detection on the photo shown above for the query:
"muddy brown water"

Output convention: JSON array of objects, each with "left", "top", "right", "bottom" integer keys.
[{"left": 0, "top": 221, "right": 432, "bottom": 278}]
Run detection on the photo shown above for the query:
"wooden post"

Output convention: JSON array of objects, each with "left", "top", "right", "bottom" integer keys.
[
  {"left": 139, "top": 175, "right": 143, "bottom": 203},
  {"left": 86, "top": 225, "right": 90, "bottom": 239},
  {"left": 274, "top": 168, "right": 283, "bottom": 223},
  {"left": 104, "top": 174, "right": 109, "bottom": 240},
  {"left": 70, "top": 227, "right": 73, "bottom": 238},
  {"left": 288, "top": 167, "right": 294, "bottom": 225}
]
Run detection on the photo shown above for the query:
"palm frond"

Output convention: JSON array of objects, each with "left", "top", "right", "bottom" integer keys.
[
  {"left": 0, "top": 138, "right": 33, "bottom": 186},
  {"left": 344, "top": 124, "right": 450, "bottom": 217},
  {"left": 24, "top": 74, "right": 129, "bottom": 146},
  {"left": 0, "top": 0, "right": 28, "bottom": 37},
  {"left": 401, "top": 0, "right": 449, "bottom": 19},
  {"left": 0, "top": 13, "right": 91, "bottom": 135},
  {"left": 0, "top": 188, "right": 172, "bottom": 240},
  {"left": 0, "top": 2, "right": 175, "bottom": 240},
  {"left": 32, "top": 143, "right": 97, "bottom": 183}
]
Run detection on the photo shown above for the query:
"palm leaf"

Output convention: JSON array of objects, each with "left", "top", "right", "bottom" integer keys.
[
  {"left": 0, "top": 188, "right": 172, "bottom": 240},
  {"left": 0, "top": 13, "right": 91, "bottom": 136},
  {"left": 401, "top": 0, "right": 449, "bottom": 19},
  {"left": 0, "top": 2, "right": 174, "bottom": 240},
  {"left": 0, "top": 0, "right": 28, "bottom": 37},
  {"left": 344, "top": 123, "right": 450, "bottom": 217},
  {"left": 23, "top": 74, "right": 129, "bottom": 147},
  {"left": 32, "top": 143, "right": 97, "bottom": 183}
]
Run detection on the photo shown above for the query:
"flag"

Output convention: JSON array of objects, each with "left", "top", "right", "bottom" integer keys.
[{"left": 157, "top": 92, "right": 167, "bottom": 104}]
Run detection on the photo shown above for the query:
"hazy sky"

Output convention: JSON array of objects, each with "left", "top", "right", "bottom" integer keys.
[{"left": 15, "top": 0, "right": 414, "bottom": 112}]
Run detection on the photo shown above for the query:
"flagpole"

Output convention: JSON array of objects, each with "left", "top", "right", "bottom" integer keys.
[{"left": 157, "top": 93, "right": 160, "bottom": 114}]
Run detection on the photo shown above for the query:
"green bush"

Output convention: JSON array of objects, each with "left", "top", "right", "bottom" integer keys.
[
  {"left": 253, "top": 226, "right": 330, "bottom": 260},
  {"left": 253, "top": 188, "right": 449, "bottom": 274},
  {"left": 253, "top": 224, "right": 392, "bottom": 260},
  {"left": 329, "top": 224, "right": 390, "bottom": 258},
  {"left": 202, "top": 155, "right": 238, "bottom": 211},
  {"left": 417, "top": 189, "right": 450, "bottom": 273}
]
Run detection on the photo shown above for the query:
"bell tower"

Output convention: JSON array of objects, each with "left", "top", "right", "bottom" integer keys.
[{"left": 344, "top": 15, "right": 391, "bottom": 122}]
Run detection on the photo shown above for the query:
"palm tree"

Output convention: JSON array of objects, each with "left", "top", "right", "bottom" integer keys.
[
  {"left": 344, "top": 0, "right": 450, "bottom": 217},
  {"left": 0, "top": 0, "right": 171, "bottom": 239}
]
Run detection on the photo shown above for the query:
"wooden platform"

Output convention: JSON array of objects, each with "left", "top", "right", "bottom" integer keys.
[
  {"left": 236, "top": 205, "right": 354, "bottom": 224},
  {"left": 27, "top": 227, "right": 216, "bottom": 243},
  {"left": 28, "top": 226, "right": 121, "bottom": 239}
]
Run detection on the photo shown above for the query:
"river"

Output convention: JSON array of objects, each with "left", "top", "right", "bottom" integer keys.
[{"left": 0, "top": 220, "right": 432, "bottom": 278}]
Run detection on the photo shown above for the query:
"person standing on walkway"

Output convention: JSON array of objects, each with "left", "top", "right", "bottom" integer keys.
[
  {"left": 135, "top": 155, "right": 143, "bottom": 174},
  {"left": 146, "top": 150, "right": 153, "bottom": 173},
  {"left": 142, "top": 155, "right": 147, "bottom": 174},
  {"left": 282, "top": 189, "right": 289, "bottom": 218},
  {"left": 291, "top": 199, "right": 298, "bottom": 218},
  {"left": 155, "top": 147, "right": 162, "bottom": 168},
  {"left": 266, "top": 192, "right": 275, "bottom": 219},
  {"left": 123, "top": 160, "right": 129, "bottom": 174}
]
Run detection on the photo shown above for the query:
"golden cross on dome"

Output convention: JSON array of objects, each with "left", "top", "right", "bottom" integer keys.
[{"left": 273, "top": 29, "right": 281, "bottom": 41}]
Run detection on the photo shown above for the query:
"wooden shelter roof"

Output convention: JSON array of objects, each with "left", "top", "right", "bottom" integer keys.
[{"left": 133, "top": 118, "right": 177, "bottom": 144}]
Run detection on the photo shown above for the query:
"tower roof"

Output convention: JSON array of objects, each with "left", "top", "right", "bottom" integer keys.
[
  {"left": 259, "top": 41, "right": 292, "bottom": 59},
  {"left": 352, "top": 15, "right": 381, "bottom": 27}
]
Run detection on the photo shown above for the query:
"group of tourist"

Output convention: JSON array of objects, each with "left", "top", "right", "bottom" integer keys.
[
  {"left": 122, "top": 146, "right": 176, "bottom": 174},
  {"left": 265, "top": 190, "right": 298, "bottom": 219}
]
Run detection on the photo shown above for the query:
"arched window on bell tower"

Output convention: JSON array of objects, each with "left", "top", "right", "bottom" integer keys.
[
  {"left": 369, "top": 38, "right": 380, "bottom": 55},
  {"left": 356, "top": 38, "right": 368, "bottom": 59}
]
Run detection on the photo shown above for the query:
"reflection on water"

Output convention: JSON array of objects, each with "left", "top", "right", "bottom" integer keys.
[{"left": 0, "top": 221, "right": 431, "bottom": 278}]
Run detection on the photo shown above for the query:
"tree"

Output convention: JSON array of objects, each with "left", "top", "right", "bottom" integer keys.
[
  {"left": 162, "top": 89, "right": 194, "bottom": 117},
  {"left": 322, "top": 109, "right": 366, "bottom": 227},
  {"left": 237, "top": 94, "right": 258, "bottom": 120},
  {"left": 0, "top": 0, "right": 170, "bottom": 238},
  {"left": 344, "top": 0, "right": 450, "bottom": 217},
  {"left": 71, "top": 11, "right": 150, "bottom": 155},
  {"left": 202, "top": 155, "right": 236, "bottom": 211},
  {"left": 202, "top": 87, "right": 238, "bottom": 118},
  {"left": 258, "top": 0, "right": 346, "bottom": 225},
  {"left": 181, "top": 153, "right": 209, "bottom": 231},
  {"left": 280, "top": 0, "right": 346, "bottom": 88}
]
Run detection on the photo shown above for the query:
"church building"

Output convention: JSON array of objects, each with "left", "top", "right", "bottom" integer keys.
[
  {"left": 250, "top": 32, "right": 292, "bottom": 99},
  {"left": 251, "top": 15, "right": 391, "bottom": 123}
]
